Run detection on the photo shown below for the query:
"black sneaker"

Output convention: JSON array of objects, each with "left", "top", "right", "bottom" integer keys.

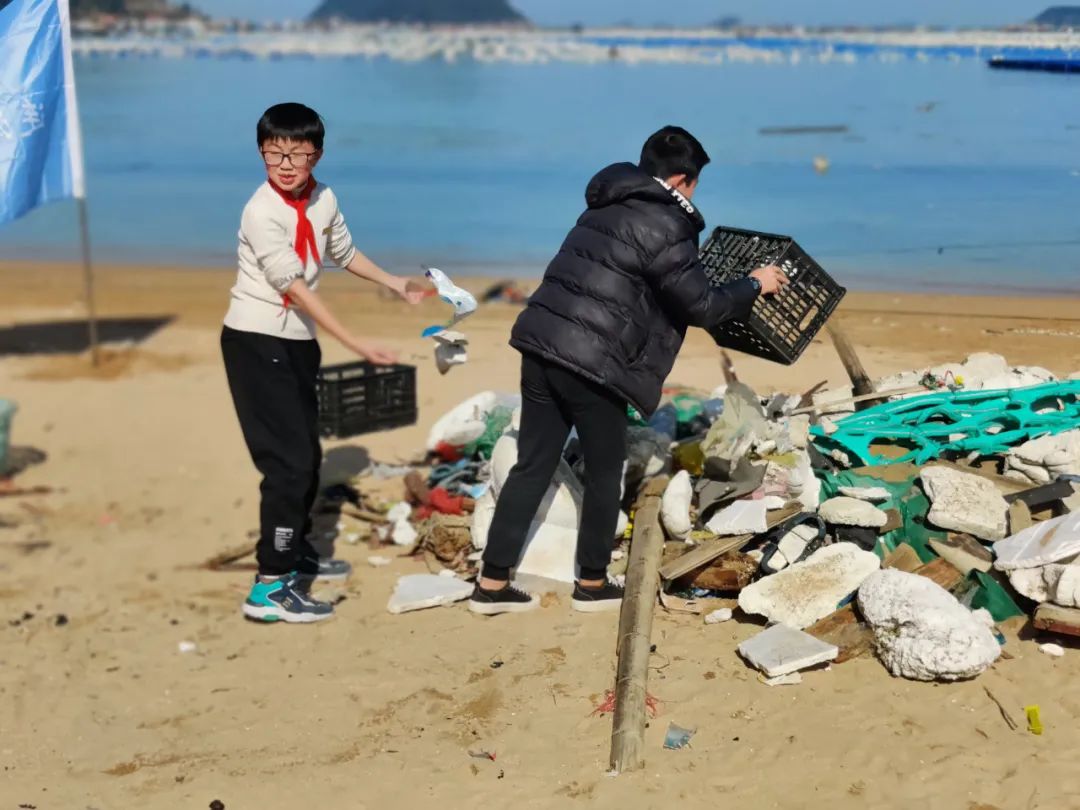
[
  {"left": 572, "top": 581, "right": 624, "bottom": 613},
  {"left": 468, "top": 582, "right": 539, "bottom": 616}
]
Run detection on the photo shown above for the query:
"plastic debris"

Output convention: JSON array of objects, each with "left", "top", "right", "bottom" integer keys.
[
  {"left": 1039, "top": 643, "right": 1065, "bottom": 658},
  {"left": 705, "top": 499, "right": 768, "bottom": 536},
  {"left": 1026, "top": 705, "right": 1044, "bottom": 735},
  {"left": 763, "top": 672, "right": 803, "bottom": 686},
  {"left": 386, "top": 574, "right": 473, "bottom": 614},
  {"left": 994, "top": 512, "right": 1080, "bottom": 571},
  {"left": 432, "top": 330, "right": 469, "bottom": 374},
  {"left": 424, "top": 267, "right": 477, "bottom": 329},
  {"left": 663, "top": 723, "right": 696, "bottom": 750},
  {"left": 704, "top": 607, "right": 734, "bottom": 625},
  {"left": 178, "top": 640, "right": 197, "bottom": 654},
  {"left": 810, "top": 381, "right": 1080, "bottom": 468},
  {"left": 367, "top": 555, "right": 392, "bottom": 567},
  {"left": 661, "top": 470, "right": 693, "bottom": 540}
]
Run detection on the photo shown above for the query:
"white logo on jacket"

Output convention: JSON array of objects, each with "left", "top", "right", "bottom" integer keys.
[{"left": 653, "top": 177, "right": 696, "bottom": 216}]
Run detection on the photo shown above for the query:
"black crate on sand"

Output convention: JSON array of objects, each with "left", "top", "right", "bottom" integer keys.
[
  {"left": 316, "top": 362, "right": 417, "bottom": 439},
  {"left": 699, "top": 226, "right": 846, "bottom": 365}
]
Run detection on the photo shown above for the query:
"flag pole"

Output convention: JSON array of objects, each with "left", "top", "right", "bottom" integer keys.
[
  {"left": 57, "top": 0, "right": 100, "bottom": 366},
  {"left": 76, "top": 197, "right": 100, "bottom": 366}
]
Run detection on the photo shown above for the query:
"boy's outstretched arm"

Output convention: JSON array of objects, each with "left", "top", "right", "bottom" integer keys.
[
  {"left": 642, "top": 240, "right": 788, "bottom": 329},
  {"left": 285, "top": 278, "right": 398, "bottom": 364},
  {"left": 344, "top": 249, "right": 428, "bottom": 304},
  {"left": 323, "top": 192, "right": 427, "bottom": 303}
]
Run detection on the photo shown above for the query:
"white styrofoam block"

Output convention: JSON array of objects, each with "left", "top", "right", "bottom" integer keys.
[
  {"left": 387, "top": 574, "right": 473, "bottom": 614},
  {"left": 858, "top": 569, "right": 1000, "bottom": 681},
  {"left": 737, "top": 623, "right": 839, "bottom": 677}
]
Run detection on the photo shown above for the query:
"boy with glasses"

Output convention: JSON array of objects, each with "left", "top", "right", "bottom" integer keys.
[{"left": 222, "top": 102, "right": 424, "bottom": 623}]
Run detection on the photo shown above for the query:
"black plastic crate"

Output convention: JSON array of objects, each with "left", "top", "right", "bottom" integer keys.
[
  {"left": 316, "top": 362, "right": 417, "bottom": 439},
  {"left": 699, "top": 226, "right": 846, "bottom": 365}
]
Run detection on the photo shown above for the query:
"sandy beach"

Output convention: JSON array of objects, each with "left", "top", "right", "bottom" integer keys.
[{"left": 2, "top": 260, "right": 1080, "bottom": 810}]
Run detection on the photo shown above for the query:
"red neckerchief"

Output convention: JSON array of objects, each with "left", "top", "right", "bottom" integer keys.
[{"left": 269, "top": 177, "right": 320, "bottom": 312}]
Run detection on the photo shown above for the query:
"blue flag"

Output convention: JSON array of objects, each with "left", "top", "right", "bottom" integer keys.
[{"left": 0, "top": 0, "right": 85, "bottom": 225}]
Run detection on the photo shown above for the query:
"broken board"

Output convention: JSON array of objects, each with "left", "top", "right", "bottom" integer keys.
[
  {"left": 674, "top": 552, "right": 757, "bottom": 592},
  {"left": 804, "top": 604, "right": 875, "bottom": 664},
  {"left": 659, "top": 504, "right": 800, "bottom": 581},
  {"left": 882, "top": 543, "right": 923, "bottom": 573},
  {"left": 1033, "top": 603, "right": 1080, "bottom": 639}
]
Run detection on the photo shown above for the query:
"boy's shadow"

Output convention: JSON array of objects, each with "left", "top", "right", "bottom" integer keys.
[
  {"left": 310, "top": 445, "right": 372, "bottom": 558},
  {"left": 0, "top": 317, "right": 174, "bottom": 355}
]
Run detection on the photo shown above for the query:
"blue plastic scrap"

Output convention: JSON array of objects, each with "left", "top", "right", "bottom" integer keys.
[
  {"left": 810, "top": 381, "right": 1080, "bottom": 467},
  {"left": 663, "top": 722, "right": 696, "bottom": 751}
]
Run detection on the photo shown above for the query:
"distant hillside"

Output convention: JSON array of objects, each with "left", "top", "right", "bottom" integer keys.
[
  {"left": 71, "top": 0, "right": 129, "bottom": 14},
  {"left": 1033, "top": 6, "right": 1080, "bottom": 27},
  {"left": 309, "top": 0, "right": 526, "bottom": 25},
  {"left": 71, "top": 0, "right": 199, "bottom": 17}
]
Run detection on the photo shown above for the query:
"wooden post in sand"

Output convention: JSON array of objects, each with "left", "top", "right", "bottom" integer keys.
[
  {"left": 827, "top": 324, "right": 874, "bottom": 406},
  {"left": 77, "top": 198, "right": 102, "bottom": 367},
  {"left": 609, "top": 476, "right": 668, "bottom": 773}
]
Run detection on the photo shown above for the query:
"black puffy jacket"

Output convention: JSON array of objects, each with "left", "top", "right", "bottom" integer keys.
[{"left": 510, "top": 162, "right": 759, "bottom": 417}]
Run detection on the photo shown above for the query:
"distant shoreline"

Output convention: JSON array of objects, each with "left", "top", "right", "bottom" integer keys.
[
  {"left": 4, "top": 259, "right": 1079, "bottom": 300},
  {"left": 70, "top": 26, "right": 1080, "bottom": 66}
]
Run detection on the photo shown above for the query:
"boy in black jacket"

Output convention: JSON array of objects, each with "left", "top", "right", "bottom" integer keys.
[{"left": 470, "top": 126, "right": 788, "bottom": 616}]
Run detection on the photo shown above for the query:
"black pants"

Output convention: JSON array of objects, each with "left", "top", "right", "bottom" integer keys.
[
  {"left": 482, "top": 353, "right": 628, "bottom": 582},
  {"left": 221, "top": 326, "right": 322, "bottom": 576}
]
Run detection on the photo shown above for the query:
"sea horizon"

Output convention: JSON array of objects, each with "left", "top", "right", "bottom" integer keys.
[{"left": 2, "top": 50, "right": 1078, "bottom": 296}]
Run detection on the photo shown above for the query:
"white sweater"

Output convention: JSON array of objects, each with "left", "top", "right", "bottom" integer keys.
[{"left": 224, "top": 181, "right": 356, "bottom": 340}]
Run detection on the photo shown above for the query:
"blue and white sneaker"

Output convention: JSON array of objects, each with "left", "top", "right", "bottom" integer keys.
[{"left": 242, "top": 574, "right": 334, "bottom": 623}]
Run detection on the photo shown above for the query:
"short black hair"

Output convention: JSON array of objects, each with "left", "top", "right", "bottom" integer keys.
[
  {"left": 639, "top": 126, "right": 710, "bottom": 182},
  {"left": 257, "top": 103, "right": 325, "bottom": 150}
]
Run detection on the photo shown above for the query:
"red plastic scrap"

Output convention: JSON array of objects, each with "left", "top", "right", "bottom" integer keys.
[
  {"left": 590, "top": 689, "right": 660, "bottom": 718},
  {"left": 429, "top": 488, "right": 466, "bottom": 515},
  {"left": 433, "top": 442, "right": 465, "bottom": 463}
]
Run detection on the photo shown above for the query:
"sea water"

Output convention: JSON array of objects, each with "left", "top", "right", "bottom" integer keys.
[{"left": 2, "top": 54, "right": 1078, "bottom": 293}]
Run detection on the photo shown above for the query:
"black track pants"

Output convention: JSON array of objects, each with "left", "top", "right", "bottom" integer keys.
[
  {"left": 482, "top": 353, "right": 628, "bottom": 582},
  {"left": 221, "top": 326, "right": 322, "bottom": 576}
]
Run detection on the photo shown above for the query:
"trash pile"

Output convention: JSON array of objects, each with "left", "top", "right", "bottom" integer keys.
[{"left": 345, "top": 351, "right": 1080, "bottom": 685}]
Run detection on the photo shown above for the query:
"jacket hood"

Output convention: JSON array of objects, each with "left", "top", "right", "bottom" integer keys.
[{"left": 584, "top": 162, "right": 705, "bottom": 233}]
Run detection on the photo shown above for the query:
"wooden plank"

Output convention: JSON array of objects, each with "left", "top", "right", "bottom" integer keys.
[
  {"left": 1033, "top": 603, "right": 1080, "bottom": 639},
  {"left": 880, "top": 509, "right": 903, "bottom": 534},
  {"left": 674, "top": 552, "right": 757, "bottom": 592},
  {"left": 788, "top": 386, "right": 926, "bottom": 417},
  {"left": 658, "top": 504, "right": 801, "bottom": 582},
  {"left": 913, "top": 557, "right": 965, "bottom": 591},
  {"left": 827, "top": 324, "right": 875, "bottom": 403},
  {"left": 610, "top": 477, "right": 668, "bottom": 774},
  {"left": 928, "top": 534, "right": 993, "bottom": 575},
  {"left": 1008, "top": 501, "right": 1033, "bottom": 535},
  {"left": 804, "top": 604, "right": 875, "bottom": 663},
  {"left": 882, "top": 543, "right": 923, "bottom": 573}
]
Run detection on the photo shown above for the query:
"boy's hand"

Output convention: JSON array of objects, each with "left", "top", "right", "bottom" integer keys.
[
  {"left": 351, "top": 339, "right": 399, "bottom": 365},
  {"left": 749, "top": 265, "right": 790, "bottom": 296},
  {"left": 392, "top": 277, "right": 431, "bottom": 305}
]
